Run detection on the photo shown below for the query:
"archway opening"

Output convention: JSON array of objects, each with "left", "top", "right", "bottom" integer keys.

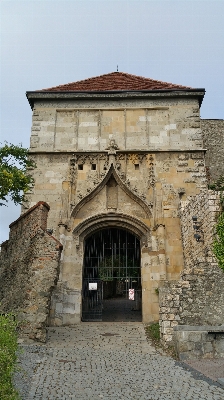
[{"left": 82, "top": 228, "right": 142, "bottom": 322}]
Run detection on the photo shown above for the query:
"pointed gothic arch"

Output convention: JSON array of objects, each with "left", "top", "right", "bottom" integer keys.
[{"left": 72, "top": 212, "right": 151, "bottom": 248}]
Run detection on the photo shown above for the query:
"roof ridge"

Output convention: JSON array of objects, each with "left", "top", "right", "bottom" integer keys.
[{"left": 37, "top": 71, "right": 193, "bottom": 92}]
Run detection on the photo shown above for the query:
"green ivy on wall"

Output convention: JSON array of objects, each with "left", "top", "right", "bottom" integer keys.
[
  {"left": 213, "top": 203, "right": 224, "bottom": 272},
  {"left": 208, "top": 175, "right": 224, "bottom": 191},
  {"left": 211, "top": 176, "right": 224, "bottom": 272}
]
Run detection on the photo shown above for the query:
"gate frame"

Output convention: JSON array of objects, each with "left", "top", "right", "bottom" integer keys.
[{"left": 72, "top": 213, "right": 151, "bottom": 322}]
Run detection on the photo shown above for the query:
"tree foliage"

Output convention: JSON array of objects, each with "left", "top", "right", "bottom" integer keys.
[{"left": 0, "top": 143, "right": 35, "bottom": 206}]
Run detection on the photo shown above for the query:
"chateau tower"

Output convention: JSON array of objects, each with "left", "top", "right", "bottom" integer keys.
[{"left": 25, "top": 72, "right": 206, "bottom": 325}]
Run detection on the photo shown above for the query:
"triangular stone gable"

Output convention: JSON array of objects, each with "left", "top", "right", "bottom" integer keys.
[{"left": 71, "top": 165, "right": 151, "bottom": 220}]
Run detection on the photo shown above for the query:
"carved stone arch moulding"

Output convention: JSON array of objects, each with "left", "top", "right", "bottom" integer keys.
[
  {"left": 70, "top": 164, "right": 152, "bottom": 218},
  {"left": 72, "top": 213, "right": 151, "bottom": 249}
]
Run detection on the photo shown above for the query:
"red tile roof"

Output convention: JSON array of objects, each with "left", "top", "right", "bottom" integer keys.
[{"left": 39, "top": 72, "right": 192, "bottom": 92}]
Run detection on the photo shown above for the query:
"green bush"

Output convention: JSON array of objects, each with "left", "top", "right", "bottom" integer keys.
[
  {"left": 0, "top": 313, "right": 20, "bottom": 399},
  {"left": 208, "top": 175, "right": 224, "bottom": 192}
]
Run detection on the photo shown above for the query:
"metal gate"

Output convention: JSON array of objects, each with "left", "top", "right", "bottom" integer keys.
[{"left": 82, "top": 228, "right": 141, "bottom": 321}]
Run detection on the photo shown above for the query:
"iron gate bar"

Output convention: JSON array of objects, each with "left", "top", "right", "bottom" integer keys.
[{"left": 82, "top": 228, "right": 141, "bottom": 322}]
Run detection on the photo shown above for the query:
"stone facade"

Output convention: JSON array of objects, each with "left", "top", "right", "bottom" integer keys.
[
  {"left": 159, "top": 191, "right": 224, "bottom": 345},
  {"left": 1, "top": 72, "right": 223, "bottom": 339},
  {"left": 201, "top": 119, "right": 224, "bottom": 182},
  {"left": 0, "top": 202, "right": 62, "bottom": 342},
  {"left": 23, "top": 84, "right": 209, "bottom": 325}
]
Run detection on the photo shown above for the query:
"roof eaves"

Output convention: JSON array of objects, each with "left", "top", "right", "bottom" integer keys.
[
  {"left": 26, "top": 88, "right": 205, "bottom": 109},
  {"left": 32, "top": 88, "right": 205, "bottom": 94}
]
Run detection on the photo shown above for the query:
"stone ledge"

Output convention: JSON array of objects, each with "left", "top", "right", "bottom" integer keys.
[
  {"left": 174, "top": 325, "right": 224, "bottom": 332},
  {"left": 173, "top": 325, "right": 224, "bottom": 360}
]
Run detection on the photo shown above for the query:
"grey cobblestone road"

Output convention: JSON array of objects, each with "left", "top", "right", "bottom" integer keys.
[{"left": 14, "top": 323, "right": 224, "bottom": 400}]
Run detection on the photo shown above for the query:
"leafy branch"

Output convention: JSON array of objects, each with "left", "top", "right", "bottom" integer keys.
[{"left": 0, "top": 143, "right": 35, "bottom": 206}]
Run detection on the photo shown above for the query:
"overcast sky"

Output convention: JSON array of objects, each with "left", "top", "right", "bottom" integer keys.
[{"left": 0, "top": 0, "right": 224, "bottom": 243}]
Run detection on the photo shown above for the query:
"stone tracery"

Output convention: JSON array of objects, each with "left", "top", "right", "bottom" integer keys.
[{"left": 68, "top": 151, "right": 155, "bottom": 210}]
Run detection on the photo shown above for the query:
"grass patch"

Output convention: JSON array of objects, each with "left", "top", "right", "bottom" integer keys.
[
  {"left": 0, "top": 313, "right": 21, "bottom": 399},
  {"left": 145, "top": 322, "right": 160, "bottom": 342},
  {"left": 145, "top": 322, "right": 177, "bottom": 359}
]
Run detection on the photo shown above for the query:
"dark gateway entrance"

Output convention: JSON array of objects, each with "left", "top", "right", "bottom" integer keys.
[{"left": 82, "top": 228, "right": 142, "bottom": 322}]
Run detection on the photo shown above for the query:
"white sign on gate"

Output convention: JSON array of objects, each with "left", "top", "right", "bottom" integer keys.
[
  {"left": 89, "top": 282, "right": 97, "bottom": 290},
  {"left": 129, "top": 288, "right": 135, "bottom": 300}
]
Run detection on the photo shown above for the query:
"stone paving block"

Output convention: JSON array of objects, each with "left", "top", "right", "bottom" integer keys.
[{"left": 14, "top": 323, "right": 224, "bottom": 399}]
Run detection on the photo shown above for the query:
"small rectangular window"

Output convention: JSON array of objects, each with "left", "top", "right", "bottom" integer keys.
[
  {"left": 78, "top": 164, "right": 83, "bottom": 170},
  {"left": 135, "top": 164, "right": 139, "bottom": 170},
  {"left": 91, "top": 164, "right": 97, "bottom": 170}
]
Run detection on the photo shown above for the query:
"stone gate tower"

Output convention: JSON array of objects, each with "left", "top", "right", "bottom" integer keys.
[{"left": 25, "top": 72, "right": 206, "bottom": 325}]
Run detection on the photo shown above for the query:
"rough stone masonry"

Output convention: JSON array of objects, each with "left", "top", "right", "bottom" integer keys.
[
  {"left": 0, "top": 202, "right": 62, "bottom": 342},
  {"left": 159, "top": 190, "right": 224, "bottom": 355}
]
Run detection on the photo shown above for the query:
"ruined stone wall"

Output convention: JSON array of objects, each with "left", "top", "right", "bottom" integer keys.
[
  {"left": 201, "top": 119, "right": 224, "bottom": 182},
  {"left": 0, "top": 202, "right": 62, "bottom": 342},
  {"left": 180, "top": 190, "right": 220, "bottom": 269},
  {"left": 159, "top": 262, "right": 224, "bottom": 343},
  {"left": 159, "top": 191, "right": 224, "bottom": 344}
]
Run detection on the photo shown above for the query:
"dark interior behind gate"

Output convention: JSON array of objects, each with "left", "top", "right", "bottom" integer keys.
[{"left": 82, "top": 228, "right": 142, "bottom": 322}]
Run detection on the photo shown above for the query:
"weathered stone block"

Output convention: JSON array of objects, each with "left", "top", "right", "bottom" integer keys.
[
  {"left": 203, "top": 342, "right": 213, "bottom": 354},
  {"left": 55, "top": 302, "right": 63, "bottom": 313},
  {"left": 188, "top": 332, "right": 202, "bottom": 342}
]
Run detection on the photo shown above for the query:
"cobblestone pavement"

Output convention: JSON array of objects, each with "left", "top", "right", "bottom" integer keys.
[{"left": 14, "top": 323, "right": 224, "bottom": 400}]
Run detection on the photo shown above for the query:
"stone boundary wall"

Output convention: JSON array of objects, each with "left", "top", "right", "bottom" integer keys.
[
  {"left": 159, "top": 262, "right": 224, "bottom": 344},
  {"left": 159, "top": 191, "right": 224, "bottom": 345},
  {"left": 0, "top": 202, "right": 62, "bottom": 342},
  {"left": 201, "top": 119, "right": 224, "bottom": 182},
  {"left": 173, "top": 326, "right": 224, "bottom": 360}
]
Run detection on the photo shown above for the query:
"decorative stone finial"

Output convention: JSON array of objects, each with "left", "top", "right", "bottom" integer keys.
[{"left": 105, "top": 139, "right": 119, "bottom": 155}]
